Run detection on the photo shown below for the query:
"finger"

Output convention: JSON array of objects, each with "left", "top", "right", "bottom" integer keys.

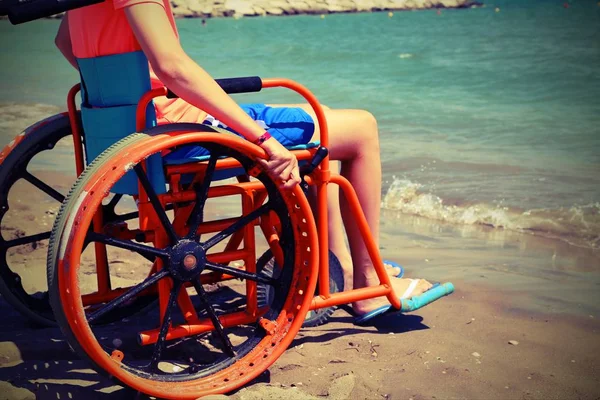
[
  {"left": 281, "top": 177, "right": 298, "bottom": 190},
  {"left": 282, "top": 169, "right": 301, "bottom": 190},
  {"left": 269, "top": 162, "right": 289, "bottom": 179},
  {"left": 280, "top": 163, "right": 296, "bottom": 183},
  {"left": 291, "top": 163, "right": 300, "bottom": 180},
  {"left": 279, "top": 157, "right": 299, "bottom": 182},
  {"left": 257, "top": 158, "right": 286, "bottom": 179}
]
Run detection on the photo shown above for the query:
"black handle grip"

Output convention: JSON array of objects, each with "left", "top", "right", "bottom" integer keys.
[
  {"left": 1, "top": 0, "right": 34, "bottom": 16},
  {"left": 300, "top": 146, "right": 329, "bottom": 176},
  {"left": 299, "top": 146, "right": 329, "bottom": 194},
  {"left": 167, "top": 76, "right": 263, "bottom": 99},
  {"left": 215, "top": 76, "right": 263, "bottom": 94},
  {"left": 7, "top": 0, "right": 104, "bottom": 24}
]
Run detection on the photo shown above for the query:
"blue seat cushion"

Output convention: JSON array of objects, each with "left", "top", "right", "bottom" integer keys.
[{"left": 164, "top": 141, "right": 320, "bottom": 183}]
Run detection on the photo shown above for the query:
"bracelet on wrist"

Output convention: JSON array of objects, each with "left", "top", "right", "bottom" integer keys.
[{"left": 252, "top": 131, "right": 272, "bottom": 146}]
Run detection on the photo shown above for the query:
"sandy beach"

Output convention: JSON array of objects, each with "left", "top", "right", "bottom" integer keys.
[
  {"left": 0, "top": 106, "right": 599, "bottom": 399},
  {"left": 1, "top": 0, "right": 600, "bottom": 396},
  {"left": 1, "top": 210, "right": 599, "bottom": 400}
]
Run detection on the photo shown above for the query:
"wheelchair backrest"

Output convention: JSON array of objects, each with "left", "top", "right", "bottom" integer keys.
[{"left": 77, "top": 50, "right": 166, "bottom": 195}]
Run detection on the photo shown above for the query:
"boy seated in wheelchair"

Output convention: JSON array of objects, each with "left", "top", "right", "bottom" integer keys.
[{"left": 56, "top": 0, "right": 435, "bottom": 323}]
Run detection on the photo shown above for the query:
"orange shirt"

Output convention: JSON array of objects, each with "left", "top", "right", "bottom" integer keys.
[{"left": 67, "top": 0, "right": 207, "bottom": 124}]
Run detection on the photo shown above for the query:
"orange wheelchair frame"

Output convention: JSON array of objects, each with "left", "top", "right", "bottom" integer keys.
[
  {"left": 63, "top": 79, "right": 402, "bottom": 324},
  {"left": 59, "top": 79, "right": 401, "bottom": 397},
  {"left": 0, "top": 78, "right": 452, "bottom": 399}
]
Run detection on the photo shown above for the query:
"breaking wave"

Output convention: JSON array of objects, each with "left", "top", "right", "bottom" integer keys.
[{"left": 381, "top": 178, "right": 600, "bottom": 250}]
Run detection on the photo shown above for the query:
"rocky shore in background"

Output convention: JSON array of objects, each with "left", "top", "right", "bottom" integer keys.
[
  {"left": 2, "top": 0, "right": 481, "bottom": 20},
  {"left": 168, "top": 0, "right": 481, "bottom": 18}
]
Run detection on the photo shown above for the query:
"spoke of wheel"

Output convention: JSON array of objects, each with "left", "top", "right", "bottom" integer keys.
[
  {"left": 108, "top": 210, "right": 139, "bottom": 223},
  {"left": 149, "top": 281, "right": 182, "bottom": 372},
  {"left": 4, "top": 231, "right": 50, "bottom": 248},
  {"left": 86, "top": 232, "right": 169, "bottom": 260},
  {"left": 204, "top": 261, "right": 279, "bottom": 286},
  {"left": 106, "top": 194, "right": 123, "bottom": 211},
  {"left": 133, "top": 164, "right": 178, "bottom": 244},
  {"left": 106, "top": 205, "right": 178, "bottom": 226},
  {"left": 202, "top": 202, "right": 271, "bottom": 251},
  {"left": 185, "top": 153, "right": 218, "bottom": 240},
  {"left": 192, "top": 280, "right": 235, "bottom": 357},
  {"left": 110, "top": 203, "right": 172, "bottom": 224},
  {"left": 22, "top": 171, "right": 64, "bottom": 202},
  {"left": 87, "top": 268, "right": 170, "bottom": 323}
]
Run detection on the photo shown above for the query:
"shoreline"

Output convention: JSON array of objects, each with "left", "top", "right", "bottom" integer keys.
[
  {"left": 1, "top": 0, "right": 483, "bottom": 21},
  {"left": 167, "top": 0, "right": 483, "bottom": 19}
]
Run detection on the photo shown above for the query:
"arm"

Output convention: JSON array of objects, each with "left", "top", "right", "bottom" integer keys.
[
  {"left": 55, "top": 14, "right": 78, "bottom": 70},
  {"left": 125, "top": 4, "right": 300, "bottom": 188}
]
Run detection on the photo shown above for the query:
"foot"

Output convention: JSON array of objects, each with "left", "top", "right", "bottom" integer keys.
[
  {"left": 383, "top": 261, "right": 403, "bottom": 278},
  {"left": 352, "top": 277, "right": 433, "bottom": 316},
  {"left": 338, "top": 259, "right": 405, "bottom": 292}
]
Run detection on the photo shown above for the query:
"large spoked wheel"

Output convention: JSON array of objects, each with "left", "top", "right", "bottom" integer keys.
[
  {"left": 0, "top": 114, "right": 153, "bottom": 326},
  {"left": 257, "top": 249, "right": 344, "bottom": 328},
  {"left": 47, "top": 125, "right": 318, "bottom": 399}
]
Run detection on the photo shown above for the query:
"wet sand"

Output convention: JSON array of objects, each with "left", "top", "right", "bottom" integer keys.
[{"left": 1, "top": 107, "right": 599, "bottom": 399}]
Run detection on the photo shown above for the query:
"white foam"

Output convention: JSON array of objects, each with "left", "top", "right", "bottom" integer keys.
[{"left": 381, "top": 178, "right": 600, "bottom": 249}]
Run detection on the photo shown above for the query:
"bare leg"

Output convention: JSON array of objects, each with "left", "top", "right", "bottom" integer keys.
[
  {"left": 270, "top": 104, "right": 432, "bottom": 314},
  {"left": 306, "top": 160, "right": 353, "bottom": 290},
  {"left": 326, "top": 161, "right": 354, "bottom": 291},
  {"left": 326, "top": 162, "right": 401, "bottom": 291}
]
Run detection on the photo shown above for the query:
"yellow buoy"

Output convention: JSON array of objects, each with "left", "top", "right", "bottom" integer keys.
[
  {"left": 388, "top": 12, "right": 394, "bottom": 17},
  {"left": 321, "top": 14, "right": 325, "bottom": 19},
  {"left": 495, "top": 7, "right": 500, "bottom": 12}
]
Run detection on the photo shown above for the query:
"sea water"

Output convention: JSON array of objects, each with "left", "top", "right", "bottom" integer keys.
[{"left": 0, "top": 0, "right": 599, "bottom": 251}]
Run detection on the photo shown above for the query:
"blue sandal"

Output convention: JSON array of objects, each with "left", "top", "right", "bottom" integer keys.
[
  {"left": 351, "top": 262, "right": 455, "bottom": 326},
  {"left": 383, "top": 259, "right": 404, "bottom": 278}
]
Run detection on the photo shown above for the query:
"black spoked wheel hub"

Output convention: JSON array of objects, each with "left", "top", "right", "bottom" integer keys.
[{"left": 166, "top": 240, "right": 207, "bottom": 282}]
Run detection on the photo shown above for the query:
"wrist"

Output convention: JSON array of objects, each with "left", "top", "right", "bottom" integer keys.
[{"left": 252, "top": 131, "right": 272, "bottom": 146}]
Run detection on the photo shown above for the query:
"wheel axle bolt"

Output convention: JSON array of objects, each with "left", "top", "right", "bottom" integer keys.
[{"left": 183, "top": 254, "right": 197, "bottom": 270}]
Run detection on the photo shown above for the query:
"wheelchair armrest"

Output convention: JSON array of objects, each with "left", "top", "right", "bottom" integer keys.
[{"left": 166, "top": 76, "right": 263, "bottom": 98}]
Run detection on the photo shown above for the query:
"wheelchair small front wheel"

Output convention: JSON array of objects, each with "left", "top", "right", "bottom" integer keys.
[
  {"left": 47, "top": 125, "right": 319, "bottom": 398},
  {"left": 257, "top": 249, "right": 344, "bottom": 328}
]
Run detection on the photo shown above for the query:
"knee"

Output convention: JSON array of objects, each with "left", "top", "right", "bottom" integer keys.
[
  {"left": 359, "top": 109, "right": 378, "bottom": 130},
  {"left": 327, "top": 108, "right": 380, "bottom": 160},
  {"left": 356, "top": 110, "right": 379, "bottom": 147}
]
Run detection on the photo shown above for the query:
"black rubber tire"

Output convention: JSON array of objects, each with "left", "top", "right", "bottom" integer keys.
[
  {"left": 0, "top": 113, "right": 153, "bottom": 326},
  {"left": 0, "top": 114, "right": 73, "bottom": 326},
  {"left": 257, "top": 249, "right": 344, "bottom": 327}
]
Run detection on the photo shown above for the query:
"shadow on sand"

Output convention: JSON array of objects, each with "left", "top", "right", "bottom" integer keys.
[{"left": 1, "top": 287, "right": 431, "bottom": 399}]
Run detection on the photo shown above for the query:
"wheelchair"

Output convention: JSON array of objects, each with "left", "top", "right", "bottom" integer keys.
[{"left": 0, "top": 50, "right": 454, "bottom": 399}]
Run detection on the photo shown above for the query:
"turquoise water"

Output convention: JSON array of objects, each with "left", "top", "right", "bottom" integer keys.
[{"left": 1, "top": 0, "right": 599, "bottom": 249}]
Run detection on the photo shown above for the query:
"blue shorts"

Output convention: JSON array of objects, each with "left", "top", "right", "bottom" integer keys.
[{"left": 164, "top": 103, "right": 315, "bottom": 161}]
